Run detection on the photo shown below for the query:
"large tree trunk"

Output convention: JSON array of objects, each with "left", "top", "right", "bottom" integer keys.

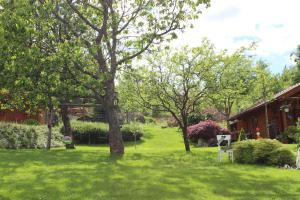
[
  {"left": 104, "top": 80, "right": 124, "bottom": 155},
  {"left": 61, "top": 104, "right": 75, "bottom": 149}
]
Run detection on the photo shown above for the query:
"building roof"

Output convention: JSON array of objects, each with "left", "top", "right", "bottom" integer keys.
[{"left": 229, "top": 82, "right": 300, "bottom": 121}]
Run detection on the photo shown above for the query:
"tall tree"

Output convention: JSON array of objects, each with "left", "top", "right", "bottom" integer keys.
[
  {"left": 208, "top": 48, "right": 254, "bottom": 128},
  {"left": 252, "top": 61, "right": 277, "bottom": 138},
  {"left": 43, "top": 0, "right": 211, "bottom": 154},
  {"left": 292, "top": 45, "right": 300, "bottom": 83},
  {"left": 133, "top": 42, "right": 220, "bottom": 151},
  {"left": 0, "top": 1, "right": 89, "bottom": 149}
]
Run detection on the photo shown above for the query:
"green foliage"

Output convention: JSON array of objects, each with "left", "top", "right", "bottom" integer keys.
[
  {"left": 207, "top": 46, "right": 254, "bottom": 124},
  {"left": 238, "top": 128, "right": 247, "bottom": 141},
  {"left": 67, "top": 120, "right": 144, "bottom": 144},
  {"left": 144, "top": 116, "right": 156, "bottom": 124},
  {"left": 233, "top": 139, "right": 295, "bottom": 166},
  {"left": 276, "top": 126, "right": 299, "bottom": 144},
  {"left": 187, "top": 113, "right": 205, "bottom": 125},
  {"left": 23, "top": 119, "right": 40, "bottom": 126},
  {"left": 270, "top": 147, "right": 296, "bottom": 167},
  {"left": 233, "top": 140, "right": 256, "bottom": 164},
  {"left": 122, "top": 122, "right": 144, "bottom": 136},
  {"left": 0, "top": 122, "right": 63, "bottom": 149}
]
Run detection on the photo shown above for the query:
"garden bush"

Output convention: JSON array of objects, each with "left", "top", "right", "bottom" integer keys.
[
  {"left": 276, "top": 126, "right": 299, "bottom": 144},
  {"left": 187, "top": 113, "right": 205, "bottom": 125},
  {"left": 233, "top": 139, "right": 295, "bottom": 166},
  {"left": 67, "top": 120, "right": 144, "bottom": 144},
  {"left": 187, "top": 120, "right": 231, "bottom": 146},
  {"left": 0, "top": 122, "right": 63, "bottom": 149}
]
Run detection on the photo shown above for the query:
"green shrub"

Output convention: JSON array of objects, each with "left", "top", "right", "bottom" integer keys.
[
  {"left": 276, "top": 126, "right": 299, "bottom": 144},
  {"left": 67, "top": 120, "right": 144, "bottom": 144},
  {"left": 252, "top": 140, "right": 282, "bottom": 165},
  {"left": 188, "top": 113, "right": 205, "bottom": 125},
  {"left": 238, "top": 128, "right": 247, "bottom": 142},
  {"left": 270, "top": 147, "right": 295, "bottom": 166},
  {"left": 233, "top": 139, "right": 295, "bottom": 166},
  {"left": 233, "top": 140, "right": 256, "bottom": 164},
  {"left": 23, "top": 119, "right": 40, "bottom": 126},
  {"left": 0, "top": 122, "right": 63, "bottom": 149}
]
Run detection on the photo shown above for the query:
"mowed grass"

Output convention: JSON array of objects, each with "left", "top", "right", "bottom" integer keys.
[{"left": 0, "top": 125, "right": 300, "bottom": 200}]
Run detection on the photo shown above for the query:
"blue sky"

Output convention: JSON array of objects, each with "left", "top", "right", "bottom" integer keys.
[{"left": 173, "top": 0, "right": 300, "bottom": 74}]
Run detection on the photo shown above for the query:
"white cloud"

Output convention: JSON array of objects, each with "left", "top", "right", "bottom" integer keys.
[{"left": 172, "top": 0, "right": 300, "bottom": 72}]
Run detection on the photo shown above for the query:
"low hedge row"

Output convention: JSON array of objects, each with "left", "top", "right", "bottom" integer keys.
[
  {"left": 0, "top": 122, "right": 63, "bottom": 149},
  {"left": 233, "top": 139, "right": 295, "bottom": 166},
  {"left": 68, "top": 121, "right": 144, "bottom": 144}
]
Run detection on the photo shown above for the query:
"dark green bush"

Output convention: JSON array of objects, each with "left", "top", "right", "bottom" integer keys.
[
  {"left": 233, "top": 139, "right": 295, "bottom": 166},
  {"left": 0, "top": 122, "right": 63, "bottom": 149},
  {"left": 67, "top": 120, "right": 144, "bottom": 144},
  {"left": 270, "top": 147, "right": 295, "bottom": 166},
  {"left": 188, "top": 113, "right": 205, "bottom": 125},
  {"left": 276, "top": 126, "right": 299, "bottom": 144}
]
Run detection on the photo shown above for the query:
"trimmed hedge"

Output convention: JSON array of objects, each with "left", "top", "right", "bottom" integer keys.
[
  {"left": 233, "top": 139, "right": 295, "bottom": 166},
  {"left": 68, "top": 120, "right": 144, "bottom": 144},
  {"left": 0, "top": 122, "right": 63, "bottom": 149}
]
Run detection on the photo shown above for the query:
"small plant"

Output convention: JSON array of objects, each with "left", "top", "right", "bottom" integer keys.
[{"left": 238, "top": 128, "right": 247, "bottom": 141}]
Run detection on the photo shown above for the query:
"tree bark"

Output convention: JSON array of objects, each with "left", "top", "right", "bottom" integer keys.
[
  {"left": 104, "top": 80, "right": 124, "bottom": 155},
  {"left": 46, "top": 107, "right": 53, "bottom": 150},
  {"left": 61, "top": 104, "right": 75, "bottom": 149},
  {"left": 182, "top": 127, "right": 191, "bottom": 152}
]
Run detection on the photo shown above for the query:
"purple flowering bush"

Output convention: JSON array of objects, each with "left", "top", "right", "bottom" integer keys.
[{"left": 187, "top": 120, "right": 231, "bottom": 146}]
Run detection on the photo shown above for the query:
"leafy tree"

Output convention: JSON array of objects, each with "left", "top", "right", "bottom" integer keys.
[
  {"left": 277, "top": 66, "right": 298, "bottom": 89},
  {"left": 39, "top": 0, "right": 211, "bottom": 154},
  {"left": 133, "top": 42, "right": 221, "bottom": 151},
  {"left": 292, "top": 45, "right": 300, "bottom": 83},
  {"left": 118, "top": 72, "right": 147, "bottom": 123},
  {"left": 251, "top": 61, "right": 278, "bottom": 138},
  {"left": 0, "top": 1, "right": 89, "bottom": 149},
  {"left": 208, "top": 47, "right": 254, "bottom": 128}
]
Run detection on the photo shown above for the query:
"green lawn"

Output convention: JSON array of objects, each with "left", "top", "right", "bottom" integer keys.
[{"left": 0, "top": 125, "right": 300, "bottom": 200}]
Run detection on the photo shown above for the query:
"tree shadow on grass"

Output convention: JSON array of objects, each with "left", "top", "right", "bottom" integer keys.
[{"left": 0, "top": 149, "right": 300, "bottom": 200}]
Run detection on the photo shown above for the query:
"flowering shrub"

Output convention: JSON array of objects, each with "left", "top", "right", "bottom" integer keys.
[{"left": 187, "top": 120, "right": 231, "bottom": 146}]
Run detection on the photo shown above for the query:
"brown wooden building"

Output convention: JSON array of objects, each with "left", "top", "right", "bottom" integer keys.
[
  {"left": 0, "top": 109, "right": 44, "bottom": 123},
  {"left": 229, "top": 83, "right": 300, "bottom": 139}
]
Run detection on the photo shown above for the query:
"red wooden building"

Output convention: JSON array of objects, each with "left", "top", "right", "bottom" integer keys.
[
  {"left": 229, "top": 83, "right": 300, "bottom": 139},
  {"left": 0, "top": 109, "right": 44, "bottom": 123}
]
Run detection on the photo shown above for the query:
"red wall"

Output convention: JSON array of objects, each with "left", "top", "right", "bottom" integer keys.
[{"left": 0, "top": 110, "right": 42, "bottom": 123}]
